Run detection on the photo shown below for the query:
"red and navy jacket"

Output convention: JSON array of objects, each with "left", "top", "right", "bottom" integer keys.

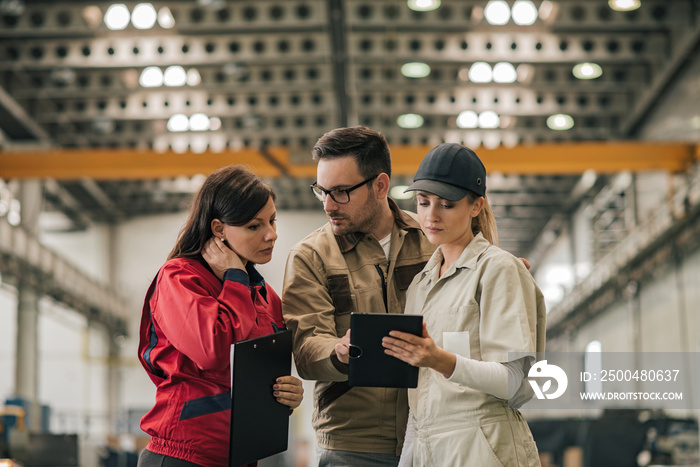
[{"left": 138, "top": 257, "right": 284, "bottom": 467}]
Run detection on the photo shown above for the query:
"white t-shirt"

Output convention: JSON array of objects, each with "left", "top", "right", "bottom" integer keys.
[{"left": 378, "top": 233, "right": 391, "bottom": 260}]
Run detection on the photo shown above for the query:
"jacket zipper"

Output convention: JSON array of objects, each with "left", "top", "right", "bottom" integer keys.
[{"left": 374, "top": 264, "right": 388, "bottom": 312}]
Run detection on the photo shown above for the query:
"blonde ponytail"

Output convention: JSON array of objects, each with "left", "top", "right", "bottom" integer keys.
[{"left": 468, "top": 193, "right": 498, "bottom": 246}]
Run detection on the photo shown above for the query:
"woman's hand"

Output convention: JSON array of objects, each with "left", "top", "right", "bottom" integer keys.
[
  {"left": 201, "top": 237, "right": 246, "bottom": 280},
  {"left": 382, "top": 323, "right": 457, "bottom": 379},
  {"left": 273, "top": 375, "right": 304, "bottom": 409}
]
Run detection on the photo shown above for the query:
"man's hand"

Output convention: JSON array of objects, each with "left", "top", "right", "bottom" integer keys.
[{"left": 334, "top": 329, "right": 351, "bottom": 364}]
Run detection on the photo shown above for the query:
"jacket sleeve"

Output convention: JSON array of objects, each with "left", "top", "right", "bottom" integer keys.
[
  {"left": 151, "top": 263, "right": 257, "bottom": 372},
  {"left": 478, "top": 255, "right": 541, "bottom": 363},
  {"left": 282, "top": 246, "right": 348, "bottom": 381}
]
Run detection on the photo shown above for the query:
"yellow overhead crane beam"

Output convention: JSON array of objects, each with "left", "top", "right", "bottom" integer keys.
[{"left": 0, "top": 142, "right": 697, "bottom": 180}]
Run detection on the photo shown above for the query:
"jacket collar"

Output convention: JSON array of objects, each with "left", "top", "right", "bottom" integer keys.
[
  {"left": 418, "top": 232, "right": 490, "bottom": 283},
  {"left": 335, "top": 198, "right": 421, "bottom": 253},
  {"left": 451, "top": 232, "right": 490, "bottom": 271},
  {"left": 246, "top": 262, "right": 268, "bottom": 301}
]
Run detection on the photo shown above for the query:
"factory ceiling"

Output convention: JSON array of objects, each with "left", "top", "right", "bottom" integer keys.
[{"left": 1, "top": 0, "right": 699, "bottom": 261}]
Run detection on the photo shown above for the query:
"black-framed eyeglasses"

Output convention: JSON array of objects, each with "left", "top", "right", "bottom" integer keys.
[{"left": 310, "top": 175, "right": 379, "bottom": 204}]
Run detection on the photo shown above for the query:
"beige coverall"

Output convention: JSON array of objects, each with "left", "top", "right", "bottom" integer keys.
[{"left": 405, "top": 233, "right": 546, "bottom": 467}]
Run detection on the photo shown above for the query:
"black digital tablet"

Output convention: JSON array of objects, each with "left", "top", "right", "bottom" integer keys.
[{"left": 348, "top": 313, "right": 423, "bottom": 388}]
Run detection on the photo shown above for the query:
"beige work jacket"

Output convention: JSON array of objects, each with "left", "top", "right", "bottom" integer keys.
[
  {"left": 405, "top": 233, "right": 545, "bottom": 466},
  {"left": 282, "top": 199, "right": 435, "bottom": 455}
]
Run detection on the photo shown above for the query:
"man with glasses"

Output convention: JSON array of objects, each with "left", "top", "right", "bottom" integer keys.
[{"left": 282, "top": 126, "right": 435, "bottom": 466}]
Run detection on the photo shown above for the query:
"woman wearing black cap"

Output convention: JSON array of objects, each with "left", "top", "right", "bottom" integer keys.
[{"left": 382, "top": 143, "right": 545, "bottom": 467}]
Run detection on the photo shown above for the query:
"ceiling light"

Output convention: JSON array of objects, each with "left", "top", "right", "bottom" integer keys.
[
  {"left": 397, "top": 113, "right": 424, "bottom": 129},
  {"left": 516, "top": 64, "right": 534, "bottom": 83},
  {"left": 210, "top": 137, "right": 226, "bottom": 152},
  {"left": 172, "top": 138, "right": 189, "bottom": 153},
  {"left": 190, "top": 136, "right": 209, "bottom": 154},
  {"left": 482, "top": 133, "right": 501, "bottom": 149},
  {"left": 608, "top": 0, "right": 641, "bottom": 12},
  {"left": 478, "top": 111, "right": 500, "bottom": 129},
  {"left": 0, "top": 0, "right": 26, "bottom": 16},
  {"left": 407, "top": 0, "right": 441, "bottom": 12},
  {"left": 541, "top": 285, "right": 564, "bottom": 304},
  {"left": 547, "top": 113, "right": 575, "bottom": 130},
  {"left": 163, "top": 66, "right": 187, "bottom": 86},
  {"left": 82, "top": 6, "right": 103, "bottom": 28},
  {"left": 7, "top": 210, "right": 20, "bottom": 226},
  {"left": 104, "top": 4, "right": 130, "bottom": 30},
  {"left": 157, "top": 7, "right": 175, "bottom": 28},
  {"left": 209, "top": 117, "right": 222, "bottom": 131},
  {"left": 492, "top": 62, "right": 517, "bottom": 83},
  {"left": 572, "top": 62, "right": 603, "bottom": 79},
  {"left": 186, "top": 68, "right": 202, "bottom": 86},
  {"left": 468, "top": 62, "right": 493, "bottom": 83},
  {"left": 139, "top": 66, "right": 163, "bottom": 87},
  {"left": 167, "top": 114, "right": 189, "bottom": 132},
  {"left": 484, "top": 0, "right": 510, "bottom": 25},
  {"left": 131, "top": 3, "right": 157, "bottom": 29},
  {"left": 189, "top": 113, "right": 210, "bottom": 131},
  {"left": 390, "top": 186, "right": 414, "bottom": 200},
  {"left": 401, "top": 62, "right": 431, "bottom": 79},
  {"left": 456, "top": 110, "right": 478, "bottom": 129},
  {"left": 538, "top": 0, "right": 558, "bottom": 22},
  {"left": 502, "top": 133, "right": 519, "bottom": 148},
  {"left": 512, "top": 0, "right": 537, "bottom": 25}
]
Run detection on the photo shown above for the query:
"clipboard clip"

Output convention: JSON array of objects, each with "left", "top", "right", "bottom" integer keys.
[{"left": 348, "top": 344, "right": 363, "bottom": 359}]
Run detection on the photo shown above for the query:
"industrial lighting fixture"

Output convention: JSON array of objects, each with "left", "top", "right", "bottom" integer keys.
[
  {"left": 390, "top": 186, "right": 414, "bottom": 200},
  {"left": 572, "top": 62, "right": 603, "bottom": 79},
  {"left": 511, "top": 0, "right": 537, "bottom": 25},
  {"left": 131, "top": 3, "right": 157, "bottom": 29},
  {"left": 172, "top": 139, "right": 189, "bottom": 154},
  {"left": 484, "top": 0, "right": 510, "bottom": 25},
  {"left": 407, "top": 0, "right": 441, "bottom": 12},
  {"left": 190, "top": 136, "right": 208, "bottom": 154},
  {"left": 7, "top": 199, "right": 20, "bottom": 226},
  {"left": 468, "top": 62, "right": 493, "bottom": 83},
  {"left": 189, "top": 113, "right": 211, "bottom": 132},
  {"left": 209, "top": 117, "right": 222, "bottom": 131},
  {"left": 167, "top": 114, "right": 189, "bottom": 132},
  {"left": 139, "top": 66, "right": 164, "bottom": 87},
  {"left": 608, "top": 0, "right": 641, "bottom": 12},
  {"left": 104, "top": 4, "right": 130, "bottom": 30},
  {"left": 456, "top": 110, "right": 478, "bottom": 129},
  {"left": 397, "top": 113, "right": 424, "bottom": 129},
  {"left": 82, "top": 5, "right": 103, "bottom": 28},
  {"left": 492, "top": 62, "right": 517, "bottom": 83},
  {"left": 401, "top": 62, "right": 431, "bottom": 79},
  {"left": 186, "top": 68, "right": 202, "bottom": 86},
  {"left": 157, "top": 7, "right": 175, "bottom": 28},
  {"left": 541, "top": 285, "right": 564, "bottom": 304},
  {"left": 547, "top": 113, "right": 575, "bottom": 130},
  {"left": 163, "top": 66, "right": 187, "bottom": 86},
  {"left": 478, "top": 111, "right": 500, "bottom": 129},
  {"left": 538, "top": 0, "right": 558, "bottom": 22}
]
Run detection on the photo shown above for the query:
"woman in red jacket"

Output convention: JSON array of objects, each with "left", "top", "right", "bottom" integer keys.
[{"left": 137, "top": 165, "right": 303, "bottom": 467}]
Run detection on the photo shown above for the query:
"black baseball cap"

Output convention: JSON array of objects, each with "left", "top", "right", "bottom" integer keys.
[{"left": 405, "top": 143, "right": 486, "bottom": 201}]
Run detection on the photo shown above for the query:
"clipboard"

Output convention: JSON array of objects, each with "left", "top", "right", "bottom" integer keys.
[
  {"left": 348, "top": 313, "right": 423, "bottom": 388},
  {"left": 229, "top": 329, "right": 292, "bottom": 467}
]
